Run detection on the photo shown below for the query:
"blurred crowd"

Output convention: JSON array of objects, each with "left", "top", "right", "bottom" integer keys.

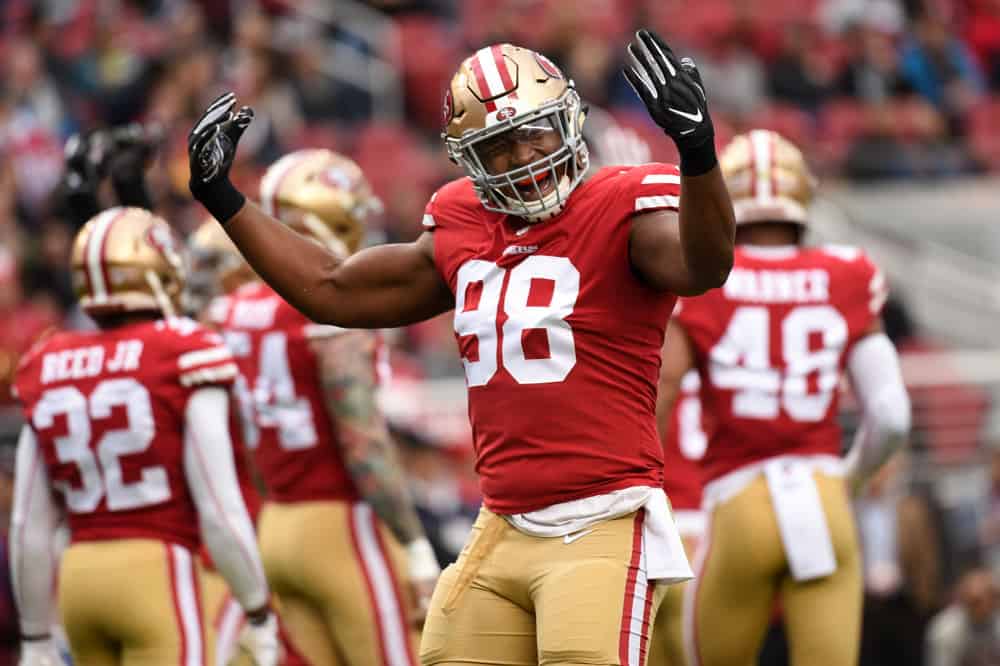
[{"left": 1, "top": 0, "right": 1000, "bottom": 664}]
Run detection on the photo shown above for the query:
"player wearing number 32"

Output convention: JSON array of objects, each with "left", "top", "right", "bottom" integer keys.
[
  {"left": 10, "top": 208, "right": 279, "bottom": 666},
  {"left": 188, "top": 30, "right": 735, "bottom": 666},
  {"left": 655, "top": 130, "right": 912, "bottom": 666}
]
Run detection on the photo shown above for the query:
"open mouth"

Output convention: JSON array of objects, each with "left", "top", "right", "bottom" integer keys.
[{"left": 513, "top": 171, "right": 555, "bottom": 200}]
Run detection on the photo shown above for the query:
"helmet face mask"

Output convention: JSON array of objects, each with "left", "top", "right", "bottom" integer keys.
[{"left": 443, "top": 45, "right": 589, "bottom": 222}]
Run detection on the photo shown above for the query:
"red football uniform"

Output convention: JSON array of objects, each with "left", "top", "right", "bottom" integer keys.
[
  {"left": 661, "top": 371, "right": 705, "bottom": 512},
  {"left": 424, "top": 163, "right": 682, "bottom": 514},
  {"left": 14, "top": 318, "right": 239, "bottom": 549},
  {"left": 218, "top": 282, "right": 359, "bottom": 504},
  {"left": 675, "top": 245, "right": 887, "bottom": 483}
]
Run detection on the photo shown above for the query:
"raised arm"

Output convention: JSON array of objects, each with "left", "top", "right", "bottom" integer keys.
[
  {"left": 187, "top": 94, "right": 453, "bottom": 329},
  {"left": 624, "top": 30, "right": 735, "bottom": 294}
]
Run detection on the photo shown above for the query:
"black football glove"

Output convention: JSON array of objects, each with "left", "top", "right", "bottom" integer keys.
[
  {"left": 623, "top": 30, "right": 717, "bottom": 176},
  {"left": 59, "top": 131, "right": 104, "bottom": 226},
  {"left": 104, "top": 122, "right": 163, "bottom": 209},
  {"left": 188, "top": 92, "right": 254, "bottom": 222}
]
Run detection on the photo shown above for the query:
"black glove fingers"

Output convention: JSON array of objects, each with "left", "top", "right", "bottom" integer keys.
[
  {"left": 641, "top": 30, "right": 678, "bottom": 78},
  {"left": 190, "top": 93, "right": 236, "bottom": 143},
  {"left": 625, "top": 47, "right": 659, "bottom": 101},
  {"left": 679, "top": 58, "right": 708, "bottom": 101},
  {"left": 623, "top": 61, "right": 656, "bottom": 106},
  {"left": 631, "top": 33, "right": 668, "bottom": 86}
]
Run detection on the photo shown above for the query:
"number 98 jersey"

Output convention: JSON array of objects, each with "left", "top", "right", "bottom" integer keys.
[
  {"left": 13, "top": 318, "right": 239, "bottom": 549},
  {"left": 674, "top": 245, "right": 887, "bottom": 483},
  {"left": 424, "top": 164, "right": 683, "bottom": 514}
]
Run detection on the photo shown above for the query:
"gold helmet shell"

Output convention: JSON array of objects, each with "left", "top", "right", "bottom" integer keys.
[
  {"left": 71, "top": 207, "right": 185, "bottom": 317},
  {"left": 720, "top": 129, "right": 817, "bottom": 226},
  {"left": 259, "top": 149, "right": 381, "bottom": 256},
  {"left": 443, "top": 44, "right": 588, "bottom": 221}
]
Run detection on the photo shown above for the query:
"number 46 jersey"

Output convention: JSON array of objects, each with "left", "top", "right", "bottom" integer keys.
[
  {"left": 424, "top": 164, "right": 683, "bottom": 514},
  {"left": 674, "top": 245, "right": 888, "bottom": 483}
]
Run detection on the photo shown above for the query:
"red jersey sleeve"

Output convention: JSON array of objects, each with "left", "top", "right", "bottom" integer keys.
[
  {"left": 163, "top": 318, "right": 239, "bottom": 389},
  {"left": 625, "top": 162, "right": 681, "bottom": 216},
  {"left": 821, "top": 245, "right": 888, "bottom": 348}
]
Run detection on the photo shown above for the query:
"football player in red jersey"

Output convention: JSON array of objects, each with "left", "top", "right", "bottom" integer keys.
[
  {"left": 216, "top": 149, "right": 438, "bottom": 666},
  {"left": 10, "top": 208, "right": 279, "bottom": 666},
  {"left": 188, "top": 30, "right": 735, "bottom": 666},
  {"left": 657, "top": 130, "right": 912, "bottom": 666}
]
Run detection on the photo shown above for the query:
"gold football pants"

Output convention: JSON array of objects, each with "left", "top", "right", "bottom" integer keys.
[
  {"left": 257, "top": 500, "right": 419, "bottom": 666},
  {"left": 59, "top": 539, "right": 205, "bottom": 666},
  {"left": 420, "top": 506, "right": 666, "bottom": 666},
  {"left": 684, "top": 473, "right": 861, "bottom": 666}
]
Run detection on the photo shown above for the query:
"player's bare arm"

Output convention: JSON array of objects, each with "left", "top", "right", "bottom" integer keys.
[
  {"left": 624, "top": 30, "right": 735, "bottom": 294},
  {"left": 313, "top": 331, "right": 425, "bottom": 543},
  {"left": 656, "top": 320, "right": 697, "bottom": 440},
  {"left": 187, "top": 94, "right": 453, "bottom": 328}
]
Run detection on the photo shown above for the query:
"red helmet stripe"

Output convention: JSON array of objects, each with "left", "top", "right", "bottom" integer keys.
[
  {"left": 85, "top": 207, "right": 128, "bottom": 303},
  {"left": 491, "top": 44, "right": 518, "bottom": 100},
  {"left": 469, "top": 50, "right": 498, "bottom": 112}
]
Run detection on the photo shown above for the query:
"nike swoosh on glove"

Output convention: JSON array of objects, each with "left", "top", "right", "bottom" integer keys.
[{"left": 623, "top": 30, "right": 717, "bottom": 175}]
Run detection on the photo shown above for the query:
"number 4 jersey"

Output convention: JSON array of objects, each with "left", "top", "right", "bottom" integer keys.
[
  {"left": 674, "top": 245, "right": 888, "bottom": 483},
  {"left": 14, "top": 318, "right": 239, "bottom": 549},
  {"left": 424, "top": 164, "right": 683, "bottom": 514}
]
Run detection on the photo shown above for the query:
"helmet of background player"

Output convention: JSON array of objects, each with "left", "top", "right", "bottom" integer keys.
[
  {"left": 720, "top": 129, "right": 817, "bottom": 227},
  {"left": 185, "top": 218, "right": 256, "bottom": 312},
  {"left": 71, "top": 207, "right": 186, "bottom": 318},
  {"left": 259, "top": 149, "right": 382, "bottom": 256},
  {"left": 442, "top": 44, "right": 589, "bottom": 222}
]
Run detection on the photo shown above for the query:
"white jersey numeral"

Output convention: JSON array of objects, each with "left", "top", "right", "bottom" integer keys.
[
  {"left": 454, "top": 256, "right": 580, "bottom": 387},
  {"left": 708, "top": 305, "right": 848, "bottom": 422},
  {"left": 253, "top": 331, "right": 318, "bottom": 450},
  {"left": 33, "top": 379, "right": 170, "bottom": 513}
]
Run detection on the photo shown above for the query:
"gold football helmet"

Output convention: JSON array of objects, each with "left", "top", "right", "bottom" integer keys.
[
  {"left": 443, "top": 44, "right": 588, "bottom": 221},
  {"left": 720, "top": 129, "right": 817, "bottom": 226},
  {"left": 259, "top": 149, "right": 381, "bottom": 255},
  {"left": 185, "top": 218, "right": 256, "bottom": 314},
  {"left": 71, "top": 207, "right": 185, "bottom": 317}
]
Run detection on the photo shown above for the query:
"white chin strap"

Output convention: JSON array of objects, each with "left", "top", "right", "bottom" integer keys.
[{"left": 506, "top": 175, "right": 573, "bottom": 223}]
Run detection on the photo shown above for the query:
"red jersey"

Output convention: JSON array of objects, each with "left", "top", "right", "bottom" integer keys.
[
  {"left": 424, "top": 164, "right": 682, "bottom": 514},
  {"left": 662, "top": 371, "right": 705, "bottom": 511},
  {"left": 674, "top": 245, "right": 887, "bottom": 483},
  {"left": 14, "top": 318, "right": 239, "bottom": 550},
  {"left": 218, "top": 282, "right": 359, "bottom": 504}
]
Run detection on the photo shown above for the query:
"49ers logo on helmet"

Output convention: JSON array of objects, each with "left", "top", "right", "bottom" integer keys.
[
  {"left": 441, "top": 89, "right": 454, "bottom": 128},
  {"left": 534, "top": 53, "right": 563, "bottom": 79},
  {"left": 495, "top": 107, "right": 517, "bottom": 122}
]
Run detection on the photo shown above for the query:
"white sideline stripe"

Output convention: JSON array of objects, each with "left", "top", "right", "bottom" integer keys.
[
  {"left": 352, "top": 503, "right": 412, "bottom": 666},
  {"left": 179, "top": 346, "right": 233, "bottom": 369},
  {"left": 215, "top": 596, "right": 245, "bottom": 666},
  {"left": 641, "top": 173, "right": 681, "bottom": 185},
  {"left": 635, "top": 195, "right": 680, "bottom": 211},
  {"left": 172, "top": 545, "right": 203, "bottom": 666},
  {"left": 86, "top": 209, "right": 120, "bottom": 302},
  {"left": 422, "top": 213, "right": 436, "bottom": 228},
  {"left": 751, "top": 130, "right": 773, "bottom": 200},
  {"left": 626, "top": 537, "right": 650, "bottom": 665},
  {"left": 475, "top": 47, "right": 506, "bottom": 98}
]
